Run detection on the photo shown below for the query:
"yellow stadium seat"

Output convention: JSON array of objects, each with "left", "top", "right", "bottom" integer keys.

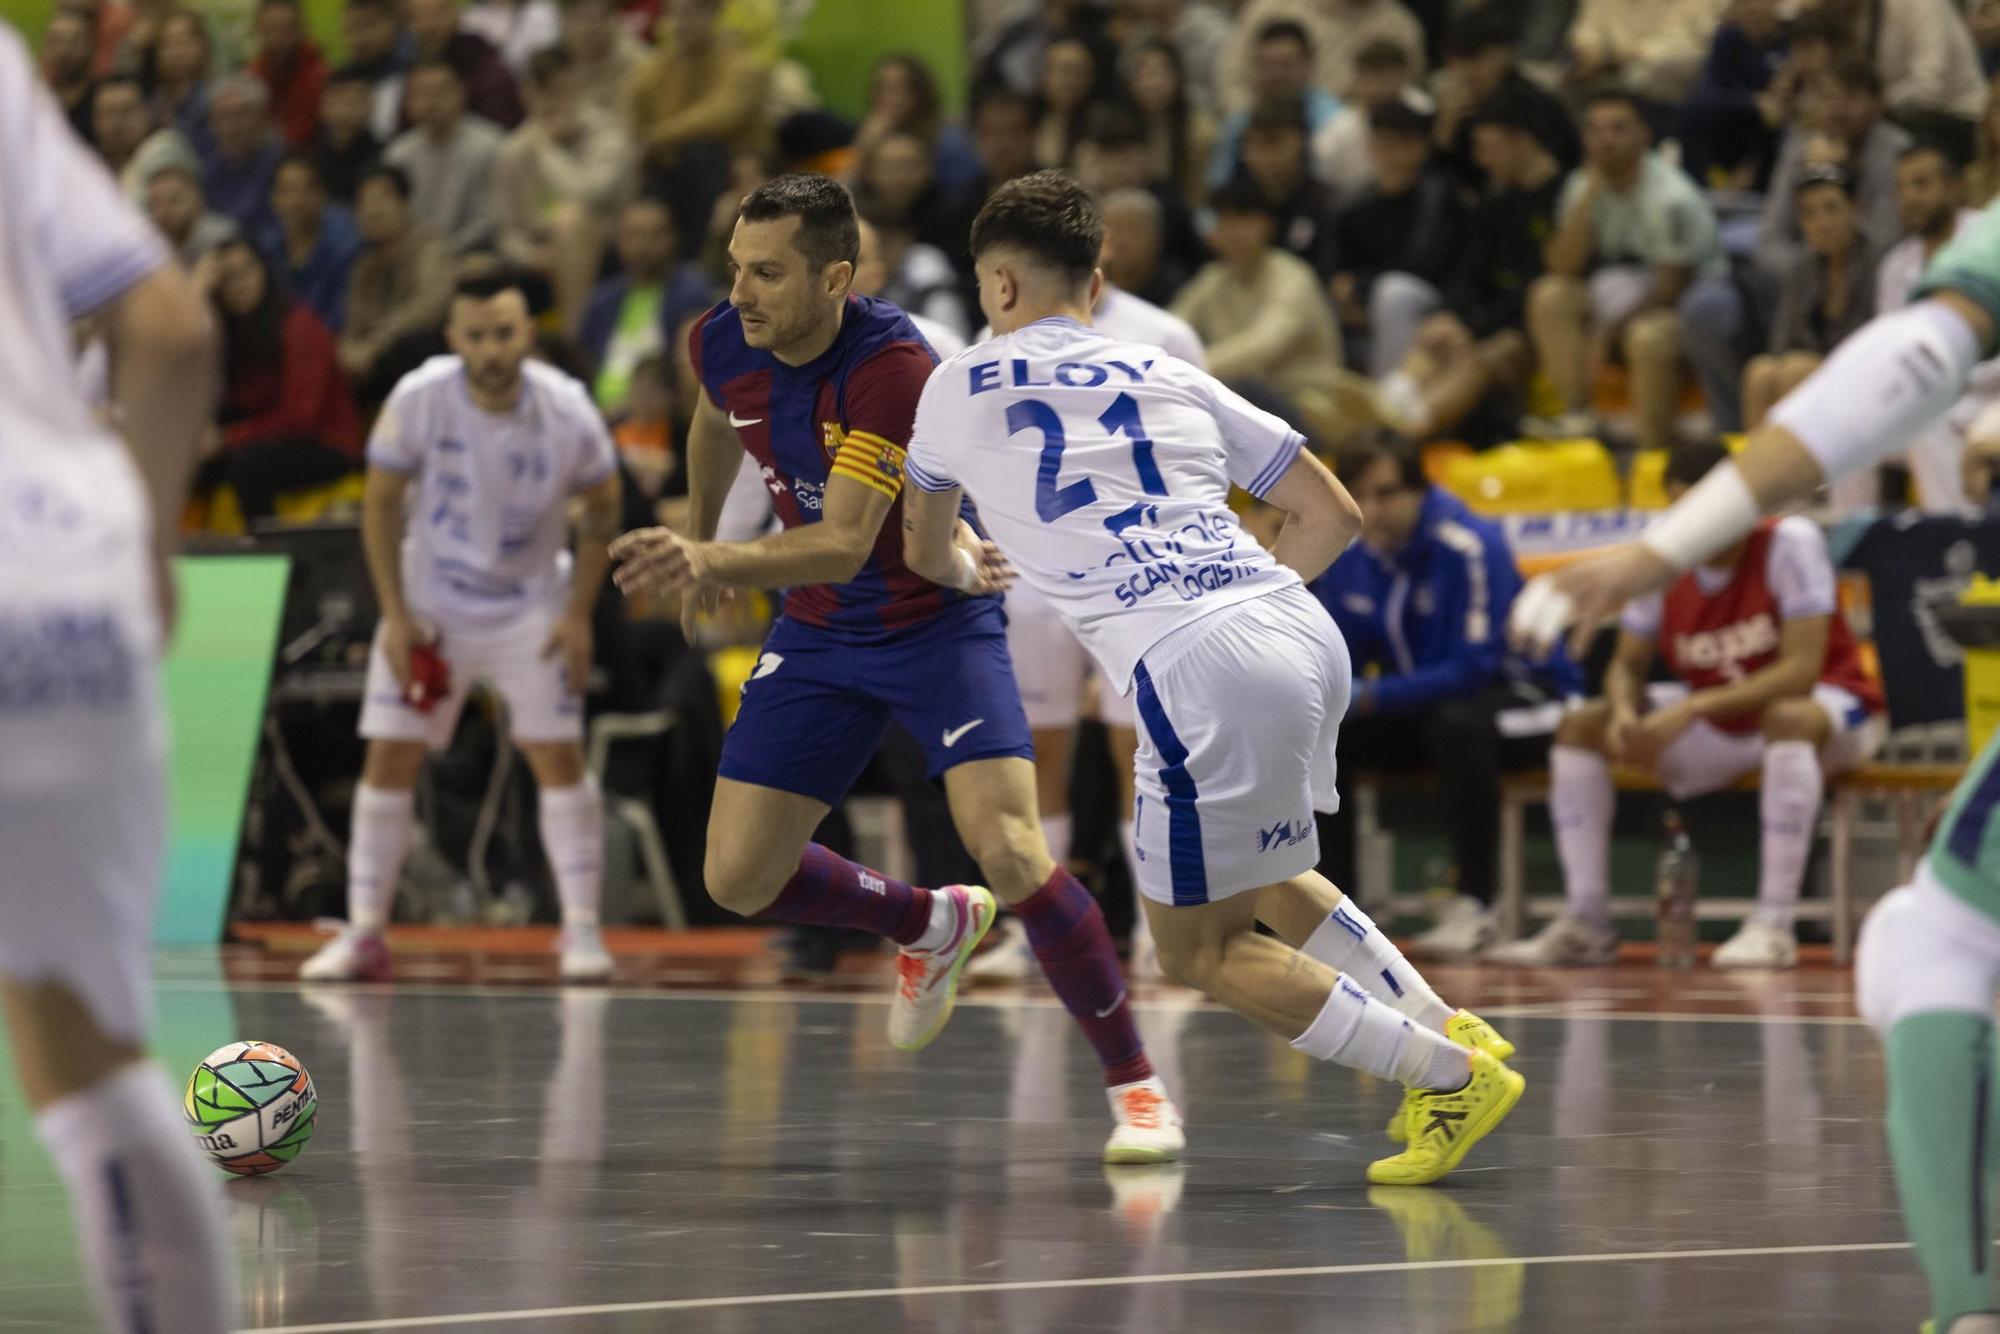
[
  {"left": 710, "top": 645, "right": 764, "bottom": 727},
  {"left": 1420, "top": 441, "right": 1472, "bottom": 485},
  {"left": 1961, "top": 576, "right": 2000, "bottom": 755},
  {"left": 187, "top": 472, "right": 366, "bottom": 537},
  {"left": 1443, "top": 439, "right": 1620, "bottom": 515},
  {"left": 1629, "top": 450, "right": 1668, "bottom": 509},
  {"left": 196, "top": 486, "right": 245, "bottom": 537},
  {"left": 271, "top": 473, "right": 367, "bottom": 525}
]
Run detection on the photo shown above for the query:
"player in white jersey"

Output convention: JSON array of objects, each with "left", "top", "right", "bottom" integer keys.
[
  {"left": 902, "top": 171, "right": 1525, "bottom": 1184},
  {"left": 0, "top": 28, "right": 233, "bottom": 1331},
  {"left": 300, "top": 272, "right": 625, "bottom": 984},
  {"left": 972, "top": 276, "right": 1208, "bottom": 983}
]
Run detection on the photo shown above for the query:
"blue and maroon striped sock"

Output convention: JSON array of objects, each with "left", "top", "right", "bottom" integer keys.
[
  {"left": 1014, "top": 867, "right": 1154, "bottom": 1087},
  {"left": 759, "top": 844, "right": 934, "bottom": 945}
]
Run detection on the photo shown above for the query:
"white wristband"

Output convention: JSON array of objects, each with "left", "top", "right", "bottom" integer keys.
[{"left": 1638, "top": 461, "right": 1761, "bottom": 573}]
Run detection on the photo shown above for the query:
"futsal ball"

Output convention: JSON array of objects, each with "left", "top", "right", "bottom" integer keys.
[{"left": 184, "top": 1041, "right": 318, "bottom": 1176}]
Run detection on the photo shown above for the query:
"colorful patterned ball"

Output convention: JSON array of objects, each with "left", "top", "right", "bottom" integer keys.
[{"left": 184, "top": 1041, "right": 318, "bottom": 1176}]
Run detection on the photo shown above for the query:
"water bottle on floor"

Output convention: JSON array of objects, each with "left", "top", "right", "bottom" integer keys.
[{"left": 1655, "top": 810, "right": 1698, "bottom": 970}]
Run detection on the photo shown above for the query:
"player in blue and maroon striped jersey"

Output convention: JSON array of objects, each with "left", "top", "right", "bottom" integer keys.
[{"left": 611, "top": 176, "right": 1184, "bottom": 1162}]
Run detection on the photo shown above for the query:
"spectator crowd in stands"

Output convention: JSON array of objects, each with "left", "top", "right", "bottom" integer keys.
[{"left": 37, "top": 0, "right": 2000, "bottom": 527}]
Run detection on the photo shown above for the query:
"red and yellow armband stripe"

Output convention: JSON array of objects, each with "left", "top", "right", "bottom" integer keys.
[{"left": 829, "top": 428, "right": 908, "bottom": 499}]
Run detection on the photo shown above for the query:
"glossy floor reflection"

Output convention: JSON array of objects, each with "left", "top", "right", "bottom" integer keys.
[{"left": 0, "top": 958, "right": 1925, "bottom": 1332}]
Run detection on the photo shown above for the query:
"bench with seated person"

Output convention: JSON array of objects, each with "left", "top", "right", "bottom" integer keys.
[{"left": 1489, "top": 438, "right": 1888, "bottom": 970}]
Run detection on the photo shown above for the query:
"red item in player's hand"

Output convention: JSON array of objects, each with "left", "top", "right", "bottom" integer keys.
[{"left": 403, "top": 638, "right": 451, "bottom": 713}]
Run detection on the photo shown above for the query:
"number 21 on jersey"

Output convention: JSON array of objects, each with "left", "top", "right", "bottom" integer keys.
[{"left": 1008, "top": 393, "right": 1168, "bottom": 522}]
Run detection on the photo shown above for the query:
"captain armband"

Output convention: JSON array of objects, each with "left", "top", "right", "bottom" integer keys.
[{"left": 829, "top": 430, "right": 908, "bottom": 500}]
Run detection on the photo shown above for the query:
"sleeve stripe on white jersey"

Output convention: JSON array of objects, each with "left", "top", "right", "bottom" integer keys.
[
  {"left": 1247, "top": 431, "right": 1306, "bottom": 498},
  {"left": 59, "top": 247, "right": 164, "bottom": 319},
  {"left": 905, "top": 457, "right": 957, "bottom": 493}
]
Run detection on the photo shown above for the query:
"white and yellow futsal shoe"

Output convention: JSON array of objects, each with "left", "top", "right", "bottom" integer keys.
[
  {"left": 888, "top": 885, "right": 997, "bottom": 1052},
  {"left": 1104, "top": 1077, "right": 1186, "bottom": 1164}
]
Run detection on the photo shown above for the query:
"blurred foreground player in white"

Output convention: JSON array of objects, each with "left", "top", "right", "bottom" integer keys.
[
  {"left": 0, "top": 29, "right": 233, "bottom": 1331},
  {"left": 973, "top": 265, "right": 1207, "bottom": 984},
  {"left": 301, "top": 272, "right": 624, "bottom": 984},
  {"left": 1510, "top": 202, "right": 2000, "bottom": 1332},
  {"left": 1492, "top": 439, "right": 1886, "bottom": 970},
  {"left": 903, "top": 172, "right": 1524, "bottom": 1183}
]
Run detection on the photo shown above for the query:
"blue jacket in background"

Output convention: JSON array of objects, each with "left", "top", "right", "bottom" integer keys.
[
  {"left": 202, "top": 139, "right": 283, "bottom": 246},
  {"left": 1308, "top": 487, "right": 1579, "bottom": 716},
  {"left": 260, "top": 204, "right": 361, "bottom": 333}
]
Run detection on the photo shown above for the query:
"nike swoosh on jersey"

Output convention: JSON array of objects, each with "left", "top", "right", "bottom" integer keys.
[
  {"left": 728, "top": 411, "right": 763, "bottom": 427},
  {"left": 942, "top": 719, "right": 985, "bottom": 747}
]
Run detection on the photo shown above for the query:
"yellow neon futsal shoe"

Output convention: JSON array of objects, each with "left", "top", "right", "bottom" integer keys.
[
  {"left": 888, "top": 886, "right": 996, "bottom": 1052},
  {"left": 1388, "top": 1010, "right": 1518, "bottom": 1142},
  {"left": 1447, "top": 1009, "right": 1516, "bottom": 1062},
  {"left": 1368, "top": 1048, "right": 1525, "bottom": 1186}
]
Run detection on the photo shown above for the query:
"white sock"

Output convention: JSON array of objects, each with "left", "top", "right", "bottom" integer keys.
[
  {"left": 35, "top": 1062, "right": 233, "bottom": 1334},
  {"left": 1300, "top": 898, "right": 1454, "bottom": 1030},
  {"left": 346, "top": 783, "right": 415, "bottom": 934},
  {"left": 539, "top": 780, "right": 604, "bottom": 928},
  {"left": 1040, "top": 813, "right": 1073, "bottom": 867},
  {"left": 1290, "top": 974, "right": 1471, "bottom": 1089},
  {"left": 910, "top": 890, "right": 959, "bottom": 953},
  {"left": 1757, "top": 741, "right": 1822, "bottom": 931},
  {"left": 1550, "top": 745, "right": 1614, "bottom": 928}
]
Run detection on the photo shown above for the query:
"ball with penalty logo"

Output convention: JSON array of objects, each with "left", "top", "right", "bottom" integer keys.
[{"left": 184, "top": 1041, "right": 319, "bottom": 1176}]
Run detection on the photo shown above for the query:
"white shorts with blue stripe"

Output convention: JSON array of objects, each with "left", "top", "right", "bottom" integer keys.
[{"left": 1128, "top": 584, "right": 1350, "bottom": 907}]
